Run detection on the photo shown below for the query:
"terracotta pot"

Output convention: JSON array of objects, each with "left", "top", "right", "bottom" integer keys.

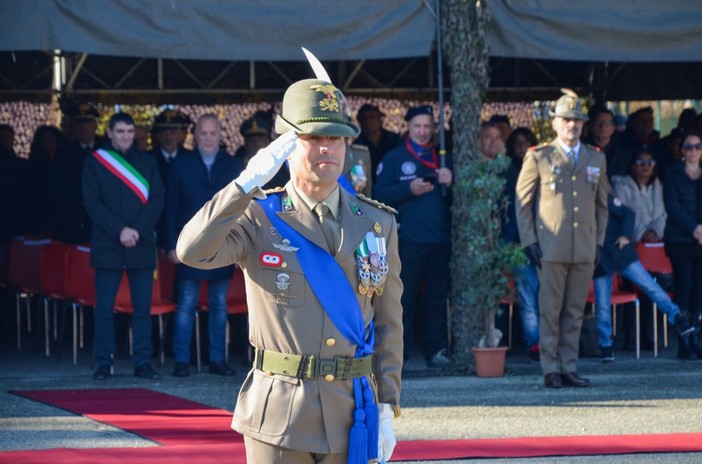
[{"left": 471, "top": 346, "right": 508, "bottom": 378}]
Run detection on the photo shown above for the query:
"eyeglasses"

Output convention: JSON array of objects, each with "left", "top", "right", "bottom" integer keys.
[
  {"left": 682, "top": 143, "right": 702, "bottom": 151},
  {"left": 634, "top": 159, "right": 656, "bottom": 167}
]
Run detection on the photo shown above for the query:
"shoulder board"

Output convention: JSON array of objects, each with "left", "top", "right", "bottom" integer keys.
[
  {"left": 350, "top": 143, "right": 370, "bottom": 152},
  {"left": 357, "top": 194, "right": 398, "bottom": 214},
  {"left": 531, "top": 143, "right": 551, "bottom": 151},
  {"left": 583, "top": 143, "right": 602, "bottom": 153},
  {"left": 263, "top": 186, "right": 286, "bottom": 195}
]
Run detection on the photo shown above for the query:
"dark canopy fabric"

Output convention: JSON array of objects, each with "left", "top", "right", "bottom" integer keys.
[
  {"left": 2, "top": 1, "right": 702, "bottom": 101},
  {"left": 3, "top": 0, "right": 701, "bottom": 62},
  {"left": 489, "top": 0, "right": 702, "bottom": 62},
  {"left": 0, "top": 0, "right": 435, "bottom": 61}
]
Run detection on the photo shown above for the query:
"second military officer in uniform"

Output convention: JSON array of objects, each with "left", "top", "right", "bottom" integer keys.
[
  {"left": 516, "top": 89, "right": 609, "bottom": 389},
  {"left": 176, "top": 78, "right": 403, "bottom": 463}
]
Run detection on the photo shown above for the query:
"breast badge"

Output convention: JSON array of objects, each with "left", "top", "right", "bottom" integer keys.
[{"left": 355, "top": 232, "right": 388, "bottom": 297}]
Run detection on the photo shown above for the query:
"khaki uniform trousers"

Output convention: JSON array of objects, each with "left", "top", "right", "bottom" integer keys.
[
  {"left": 537, "top": 261, "right": 594, "bottom": 375},
  {"left": 244, "top": 436, "right": 348, "bottom": 464}
]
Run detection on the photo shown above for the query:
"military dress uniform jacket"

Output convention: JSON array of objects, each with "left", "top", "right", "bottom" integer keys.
[
  {"left": 516, "top": 141, "right": 609, "bottom": 263},
  {"left": 176, "top": 180, "right": 403, "bottom": 454},
  {"left": 82, "top": 144, "right": 165, "bottom": 269}
]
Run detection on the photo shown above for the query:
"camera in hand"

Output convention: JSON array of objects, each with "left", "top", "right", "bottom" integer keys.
[{"left": 421, "top": 171, "right": 437, "bottom": 183}]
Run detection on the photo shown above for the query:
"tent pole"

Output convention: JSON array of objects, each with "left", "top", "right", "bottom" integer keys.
[{"left": 435, "top": 0, "right": 447, "bottom": 196}]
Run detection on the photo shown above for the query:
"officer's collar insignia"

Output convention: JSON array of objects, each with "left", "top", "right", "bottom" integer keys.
[
  {"left": 374, "top": 222, "right": 382, "bottom": 234},
  {"left": 350, "top": 202, "right": 363, "bottom": 216},
  {"left": 311, "top": 83, "right": 340, "bottom": 113},
  {"left": 282, "top": 194, "right": 293, "bottom": 212}
]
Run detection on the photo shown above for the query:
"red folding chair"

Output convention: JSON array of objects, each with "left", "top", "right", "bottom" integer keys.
[
  {"left": 636, "top": 243, "right": 673, "bottom": 357},
  {"left": 39, "top": 241, "right": 70, "bottom": 357},
  {"left": 62, "top": 245, "right": 95, "bottom": 365},
  {"left": 114, "top": 253, "right": 177, "bottom": 365},
  {"left": 587, "top": 273, "right": 641, "bottom": 359},
  {"left": 8, "top": 237, "right": 51, "bottom": 350},
  {"left": 195, "top": 266, "right": 249, "bottom": 371}
]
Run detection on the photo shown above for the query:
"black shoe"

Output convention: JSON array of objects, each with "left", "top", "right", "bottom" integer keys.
[
  {"left": 135, "top": 363, "right": 161, "bottom": 380},
  {"left": 599, "top": 346, "right": 615, "bottom": 363},
  {"left": 674, "top": 314, "right": 695, "bottom": 337},
  {"left": 173, "top": 362, "right": 190, "bottom": 377},
  {"left": 209, "top": 361, "right": 235, "bottom": 376},
  {"left": 93, "top": 365, "right": 112, "bottom": 381}
]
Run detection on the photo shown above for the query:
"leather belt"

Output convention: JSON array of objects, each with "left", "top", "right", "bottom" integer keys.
[{"left": 253, "top": 347, "right": 373, "bottom": 381}]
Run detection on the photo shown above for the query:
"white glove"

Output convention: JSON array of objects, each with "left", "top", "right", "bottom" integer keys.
[
  {"left": 377, "top": 403, "right": 397, "bottom": 463},
  {"left": 235, "top": 131, "right": 298, "bottom": 197}
]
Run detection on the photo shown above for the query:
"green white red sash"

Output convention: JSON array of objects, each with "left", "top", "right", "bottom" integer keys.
[{"left": 92, "top": 149, "right": 150, "bottom": 204}]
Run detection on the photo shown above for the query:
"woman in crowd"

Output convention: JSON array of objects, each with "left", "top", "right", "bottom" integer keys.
[
  {"left": 502, "top": 127, "right": 541, "bottom": 361},
  {"left": 612, "top": 149, "right": 666, "bottom": 243},
  {"left": 663, "top": 130, "right": 702, "bottom": 359}
]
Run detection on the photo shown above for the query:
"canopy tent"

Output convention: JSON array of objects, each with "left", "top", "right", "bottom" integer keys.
[{"left": 1, "top": 0, "right": 702, "bottom": 101}]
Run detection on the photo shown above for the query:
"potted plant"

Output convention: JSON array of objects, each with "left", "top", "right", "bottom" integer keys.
[{"left": 450, "top": 156, "right": 527, "bottom": 376}]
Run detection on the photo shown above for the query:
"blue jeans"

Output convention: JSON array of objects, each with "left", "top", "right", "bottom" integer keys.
[
  {"left": 594, "top": 260, "right": 681, "bottom": 348},
  {"left": 513, "top": 263, "right": 540, "bottom": 350},
  {"left": 173, "top": 278, "right": 230, "bottom": 363}
]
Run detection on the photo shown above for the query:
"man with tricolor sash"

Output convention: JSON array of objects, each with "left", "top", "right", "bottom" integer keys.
[
  {"left": 177, "top": 78, "right": 403, "bottom": 463},
  {"left": 82, "top": 112, "right": 165, "bottom": 381}
]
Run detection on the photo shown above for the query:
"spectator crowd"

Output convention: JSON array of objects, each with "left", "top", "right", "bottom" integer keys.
[{"left": 1, "top": 96, "right": 702, "bottom": 381}]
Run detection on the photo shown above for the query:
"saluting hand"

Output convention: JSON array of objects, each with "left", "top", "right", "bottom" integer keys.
[{"left": 235, "top": 130, "right": 298, "bottom": 195}]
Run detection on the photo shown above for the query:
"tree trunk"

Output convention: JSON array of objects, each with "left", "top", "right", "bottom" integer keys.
[{"left": 442, "top": 0, "right": 491, "bottom": 370}]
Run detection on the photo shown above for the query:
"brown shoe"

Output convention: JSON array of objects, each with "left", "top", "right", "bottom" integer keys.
[
  {"left": 544, "top": 372, "right": 562, "bottom": 388},
  {"left": 561, "top": 372, "right": 591, "bottom": 388}
]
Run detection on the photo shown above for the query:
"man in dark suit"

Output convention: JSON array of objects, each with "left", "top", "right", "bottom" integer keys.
[
  {"left": 150, "top": 109, "right": 192, "bottom": 247},
  {"left": 516, "top": 89, "right": 609, "bottom": 389},
  {"left": 50, "top": 102, "right": 101, "bottom": 243},
  {"left": 166, "top": 113, "right": 243, "bottom": 377},
  {"left": 82, "top": 112, "right": 164, "bottom": 381}
]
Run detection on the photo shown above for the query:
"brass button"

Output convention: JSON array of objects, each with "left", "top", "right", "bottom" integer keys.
[
  {"left": 573, "top": 222, "right": 579, "bottom": 228},
  {"left": 325, "top": 374, "right": 335, "bottom": 382},
  {"left": 281, "top": 262, "right": 288, "bottom": 268},
  {"left": 326, "top": 338, "right": 336, "bottom": 347},
  {"left": 573, "top": 191, "right": 578, "bottom": 197},
  {"left": 572, "top": 175, "right": 577, "bottom": 181},
  {"left": 574, "top": 206, "right": 579, "bottom": 212}
]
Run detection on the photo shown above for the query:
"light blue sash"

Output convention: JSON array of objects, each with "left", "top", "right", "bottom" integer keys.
[{"left": 257, "top": 194, "right": 378, "bottom": 463}]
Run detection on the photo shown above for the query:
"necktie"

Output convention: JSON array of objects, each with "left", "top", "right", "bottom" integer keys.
[
  {"left": 568, "top": 149, "right": 577, "bottom": 166},
  {"left": 314, "top": 203, "right": 336, "bottom": 255}
]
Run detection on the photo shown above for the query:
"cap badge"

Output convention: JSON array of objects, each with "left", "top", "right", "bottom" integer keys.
[{"left": 311, "top": 84, "right": 340, "bottom": 113}]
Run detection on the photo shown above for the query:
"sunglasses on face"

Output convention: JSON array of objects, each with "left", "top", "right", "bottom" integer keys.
[
  {"left": 635, "top": 159, "right": 656, "bottom": 167},
  {"left": 682, "top": 143, "right": 702, "bottom": 151}
]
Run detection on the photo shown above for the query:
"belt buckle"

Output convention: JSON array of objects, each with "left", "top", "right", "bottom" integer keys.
[{"left": 316, "top": 358, "right": 336, "bottom": 379}]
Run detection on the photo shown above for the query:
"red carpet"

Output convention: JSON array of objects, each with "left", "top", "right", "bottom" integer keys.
[{"left": 4, "top": 388, "right": 702, "bottom": 463}]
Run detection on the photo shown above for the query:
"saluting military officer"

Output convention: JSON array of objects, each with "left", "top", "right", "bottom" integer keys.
[
  {"left": 176, "top": 78, "right": 403, "bottom": 464},
  {"left": 516, "top": 89, "right": 609, "bottom": 389}
]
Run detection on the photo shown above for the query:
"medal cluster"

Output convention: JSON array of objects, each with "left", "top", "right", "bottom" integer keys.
[{"left": 356, "top": 226, "right": 388, "bottom": 297}]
